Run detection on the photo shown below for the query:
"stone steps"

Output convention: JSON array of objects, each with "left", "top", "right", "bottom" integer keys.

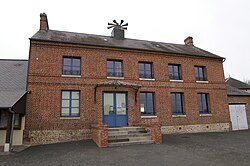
[
  {"left": 109, "top": 140, "right": 154, "bottom": 147},
  {"left": 108, "top": 127, "right": 154, "bottom": 147}
]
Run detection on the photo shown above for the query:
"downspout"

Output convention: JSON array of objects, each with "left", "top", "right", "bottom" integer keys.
[
  {"left": 9, "top": 108, "right": 15, "bottom": 151},
  {"left": 4, "top": 108, "right": 15, "bottom": 152}
]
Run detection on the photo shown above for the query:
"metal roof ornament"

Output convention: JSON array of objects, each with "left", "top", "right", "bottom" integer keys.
[{"left": 107, "top": 20, "right": 128, "bottom": 30}]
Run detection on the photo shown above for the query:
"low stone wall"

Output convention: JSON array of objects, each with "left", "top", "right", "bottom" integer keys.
[
  {"left": 91, "top": 124, "right": 108, "bottom": 148},
  {"left": 161, "top": 123, "right": 230, "bottom": 134},
  {"left": 25, "top": 129, "right": 91, "bottom": 145}
]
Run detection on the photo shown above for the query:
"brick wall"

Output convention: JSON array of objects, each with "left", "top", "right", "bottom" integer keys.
[{"left": 24, "top": 41, "right": 230, "bottom": 144}]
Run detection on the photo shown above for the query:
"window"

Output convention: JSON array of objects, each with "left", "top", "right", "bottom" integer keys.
[
  {"left": 62, "top": 57, "right": 81, "bottom": 75},
  {"left": 107, "top": 60, "right": 123, "bottom": 77},
  {"left": 195, "top": 66, "right": 207, "bottom": 81},
  {"left": 139, "top": 62, "right": 153, "bottom": 79},
  {"left": 0, "top": 111, "right": 20, "bottom": 129},
  {"left": 169, "top": 64, "right": 182, "bottom": 80},
  {"left": 61, "top": 91, "right": 80, "bottom": 117},
  {"left": 140, "top": 92, "right": 155, "bottom": 116},
  {"left": 171, "top": 93, "right": 184, "bottom": 115},
  {"left": 198, "top": 93, "right": 210, "bottom": 114}
]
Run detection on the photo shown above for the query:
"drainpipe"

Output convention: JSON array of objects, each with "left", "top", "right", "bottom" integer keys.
[{"left": 4, "top": 108, "right": 15, "bottom": 152}]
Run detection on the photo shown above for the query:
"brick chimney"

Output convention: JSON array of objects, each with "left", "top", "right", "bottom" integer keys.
[
  {"left": 184, "top": 36, "right": 193, "bottom": 46},
  {"left": 111, "top": 26, "right": 125, "bottom": 40},
  {"left": 40, "top": 13, "right": 49, "bottom": 31}
]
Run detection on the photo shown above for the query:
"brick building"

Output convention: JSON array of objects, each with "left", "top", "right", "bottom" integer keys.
[{"left": 24, "top": 13, "right": 230, "bottom": 147}]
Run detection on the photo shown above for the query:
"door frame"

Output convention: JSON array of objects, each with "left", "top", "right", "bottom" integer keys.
[{"left": 102, "top": 91, "right": 128, "bottom": 127}]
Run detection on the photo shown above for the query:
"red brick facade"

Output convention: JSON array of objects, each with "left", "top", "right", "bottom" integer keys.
[{"left": 24, "top": 40, "right": 230, "bottom": 145}]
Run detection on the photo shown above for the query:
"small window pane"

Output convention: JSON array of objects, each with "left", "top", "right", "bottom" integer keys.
[
  {"left": 61, "top": 108, "right": 70, "bottom": 116},
  {"left": 63, "top": 58, "right": 71, "bottom": 66},
  {"left": 107, "top": 61, "right": 113, "bottom": 68},
  {"left": 62, "top": 91, "right": 70, "bottom": 99},
  {"left": 115, "top": 61, "right": 122, "bottom": 69},
  {"left": 71, "top": 108, "right": 79, "bottom": 115},
  {"left": 72, "top": 66, "right": 80, "bottom": 73},
  {"left": 139, "top": 63, "right": 144, "bottom": 71},
  {"left": 71, "top": 100, "right": 79, "bottom": 107},
  {"left": 72, "top": 59, "right": 80, "bottom": 67},
  {"left": 72, "top": 91, "right": 80, "bottom": 99},
  {"left": 62, "top": 100, "right": 70, "bottom": 107}
]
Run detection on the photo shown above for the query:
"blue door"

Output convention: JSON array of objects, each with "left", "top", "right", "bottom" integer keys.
[{"left": 103, "top": 92, "right": 128, "bottom": 127}]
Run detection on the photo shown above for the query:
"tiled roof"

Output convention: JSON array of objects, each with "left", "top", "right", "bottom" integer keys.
[
  {"left": 226, "top": 85, "right": 250, "bottom": 96},
  {"left": 30, "top": 30, "right": 224, "bottom": 59},
  {"left": 226, "top": 77, "right": 250, "bottom": 90},
  {"left": 0, "top": 59, "right": 28, "bottom": 108}
]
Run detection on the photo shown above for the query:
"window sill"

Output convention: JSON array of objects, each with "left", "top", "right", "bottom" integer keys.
[
  {"left": 196, "top": 81, "right": 208, "bottom": 83},
  {"left": 62, "top": 75, "right": 81, "bottom": 78},
  {"left": 141, "top": 116, "right": 157, "bottom": 118},
  {"left": 172, "top": 114, "right": 186, "bottom": 118},
  {"left": 170, "top": 79, "right": 184, "bottom": 82},
  {"left": 107, "top": 76, "right": 124, "bottom": 80},
  {"left": 200, "top": 114, "right": 212, "bottom": 117},
  {"left": 60, "top": 117, "right": 80, "bottom": 120},
  {"left": 139, "top": 78, "right": 155, "bottom": 81}
]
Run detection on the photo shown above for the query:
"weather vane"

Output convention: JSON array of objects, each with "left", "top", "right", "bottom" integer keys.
[{"left": 107, "top": 20, "right": 128, "bottom": 30}]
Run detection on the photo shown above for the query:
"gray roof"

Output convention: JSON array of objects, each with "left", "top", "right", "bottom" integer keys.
[
  {"left": 227, "top": 85, "right": 250, "bottom": 96},
  {"left": 0, "top": 59, "right": 28, "bottom": 108},
  {"left": 226, "top": 77, "right": 250, "bottom": 90},
  {"left": 30, "top": 30, "right": 223, "bottom": 59}
]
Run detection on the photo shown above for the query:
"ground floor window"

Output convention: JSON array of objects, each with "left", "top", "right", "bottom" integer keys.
[
  {"left": 171, "top": 92, "right": 184, "bottom": 115},
  {"left": 61, "top": 91, "right": 80, "bottom": 117},
  {"left": 198, "top": 93, "right": 210, "bottom": 114},
  {"left": 0, "top": 111, "right": 20, "bottom": 129},
  {"left": 140, "top": 92, "right": 155, "bottom": 116}
]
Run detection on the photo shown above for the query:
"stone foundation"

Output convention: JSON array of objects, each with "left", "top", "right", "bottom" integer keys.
[
  {"left": 25, "top": 129, "right": 92, "bottom": 145},
  {"left": 161, "top": 123, "right": 230, "bottom": 134}
]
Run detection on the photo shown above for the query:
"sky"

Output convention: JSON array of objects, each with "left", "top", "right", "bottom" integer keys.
[{"left": 0, "top": 0, "right": 250, "bottom": 81}]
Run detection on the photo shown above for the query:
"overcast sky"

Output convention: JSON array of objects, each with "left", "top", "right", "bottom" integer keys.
[{"left": 1, "top": 0, "right": 250, "bottom": 81}]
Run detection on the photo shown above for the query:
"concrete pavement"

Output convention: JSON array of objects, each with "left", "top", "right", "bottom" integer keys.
[{"left": 0, "top": 130, "right": 250, "bottom": 166}]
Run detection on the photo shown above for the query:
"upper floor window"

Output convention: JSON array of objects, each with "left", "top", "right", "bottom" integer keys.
[
  {"left": 61, "top": 91, "right": 80, "bottom": 117},
  {"left": 171, "top": 93, "right": 184, "bottom": 115},
  {"left": 139, "top": 62, "right": 153, "bottom": 79},
  {"left": 107, "top": 60, "right": 123, "bottom": 77},
  {"left": 140, "top": 92, "right": 155, "bottom": 116},
  {"left": 195, "top": 66, "right": 207, "bottom": 81},
  {"left": 169, "top": 64, "right": 182, "bottom": 80},
  {"left": 197, "top": 93, "right": 210, "bottom": 114},
  {"left": 62, "top": 57, "right": 81, "bottom": 75}
]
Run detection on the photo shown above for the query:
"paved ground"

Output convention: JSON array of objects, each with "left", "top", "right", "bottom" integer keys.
[{"left": 0, "top": 130, "right": 250, "bottom": 166}]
